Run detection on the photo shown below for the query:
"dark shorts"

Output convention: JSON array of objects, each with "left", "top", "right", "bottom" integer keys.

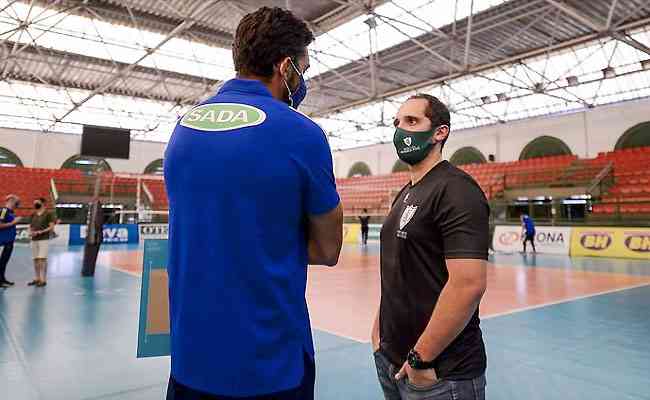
[
  {"left": 524, "top": 233, "right": 535, "bottom": 242},
  {"left": 167, "top": 354, "right": 315, "bottom": 400}
]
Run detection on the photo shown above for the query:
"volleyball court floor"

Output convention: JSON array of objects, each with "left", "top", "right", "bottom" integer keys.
[{"left": 1, "top": 242, "right": 649, "bottom": 400}]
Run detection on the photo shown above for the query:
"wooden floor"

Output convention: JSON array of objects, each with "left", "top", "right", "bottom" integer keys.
[{"left": 2, "top": 243, "right": 649, "bottom": 399}]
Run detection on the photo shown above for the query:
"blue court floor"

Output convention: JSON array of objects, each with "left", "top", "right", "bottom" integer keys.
[{"left": 1, "top": 244, "right": 649, "bottom": 400}]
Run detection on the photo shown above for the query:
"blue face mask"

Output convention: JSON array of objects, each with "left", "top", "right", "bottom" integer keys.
[{"left": 284, "top": 59, "right": 307, "bottom": 109}]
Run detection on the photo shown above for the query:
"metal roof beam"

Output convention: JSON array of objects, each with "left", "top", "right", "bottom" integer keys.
[
  {"left": 606, "top": 0, "right": 620, "bottom": 29},
  {"left": 51, "top": 0, "right": 222, "bottom": 126},
  {"left": 372, "top": 12, "right": 463, "bottom": 72},
  {"left": 311, "top": 16, "right": 650, "bottom": 117},
  {"left": 544, "top": 0, "right": 606, "bottom": 31},
  {"left": 611, "top": 31, "right": 650, "bottom": 56}
]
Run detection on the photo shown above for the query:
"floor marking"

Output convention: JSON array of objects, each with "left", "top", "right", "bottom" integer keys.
[
  {"left": 313, "top": 325, "right": 370, "bottom": 344},
  {"left": 483, "top": 281, "right": 650, "bottom": 319},
  {"left": 0, "top": 305, "right": 42, "bottom": 399}
]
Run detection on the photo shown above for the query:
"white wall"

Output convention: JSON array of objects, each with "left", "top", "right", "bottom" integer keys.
[
  {"left": 333, "top": 97, "right": 650, "bottom": 178},
  {"left": 0, "top": 128, "right": 167, "bottom": 173},
  {"left": 1, "top": 96, "right": 649, "bottom": 177}
]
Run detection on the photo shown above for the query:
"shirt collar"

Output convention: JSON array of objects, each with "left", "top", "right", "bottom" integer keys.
[{"left": 218, "top": 78, "right": 274, "bottom": 98}]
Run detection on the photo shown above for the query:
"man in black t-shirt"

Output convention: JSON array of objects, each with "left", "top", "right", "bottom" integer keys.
[
  {"left": 372, "top": 94, "right": 489, "bottom": 400},
  {"left": 359, "top": 209, "right": 370, "bottom": 246}
]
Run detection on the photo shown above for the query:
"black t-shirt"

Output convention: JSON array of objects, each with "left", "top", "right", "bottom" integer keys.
[
  {"left": 359, "top": 216, "right": 370, "bottom": 229},
  {"left": 379, "top": 161, "right": 489, "bottom": 380}
]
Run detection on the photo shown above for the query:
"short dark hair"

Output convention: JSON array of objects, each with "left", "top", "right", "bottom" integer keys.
[
  {"left": 38, "top": 197, "right": 46, "bottom": 204},
  {"left": 233, "top": 7, "right": 314, "bottom": 78},
  {"left": 408, "top": 94, "right": 451, "bottom": 149}
]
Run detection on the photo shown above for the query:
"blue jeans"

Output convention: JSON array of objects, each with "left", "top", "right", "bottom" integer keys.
[{"left": 374, "top": 350, "right": 486, "bottom": 400}]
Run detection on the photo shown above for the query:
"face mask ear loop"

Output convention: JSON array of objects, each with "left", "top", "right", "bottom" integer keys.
[
  {"left": 283, "top": 78, "right": 294, "bottom": 108},
  {"left": 282, "top": 59, "right": 297, "bottom": 108}
]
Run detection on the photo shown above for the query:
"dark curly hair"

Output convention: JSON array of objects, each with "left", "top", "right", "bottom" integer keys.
[
  {"left": 233, "top": 7, "right": 314, "bottom": 78},
  {"left": 408, "top": 94, "right": 451, "bottom": 149}
]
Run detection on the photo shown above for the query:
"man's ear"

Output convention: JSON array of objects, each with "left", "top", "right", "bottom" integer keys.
[
  {"left": 277, "top": 57, "right": 292, "bottom": 78},
  {"left": 434, "top": 125, "right": 450, "bottom": 142}
]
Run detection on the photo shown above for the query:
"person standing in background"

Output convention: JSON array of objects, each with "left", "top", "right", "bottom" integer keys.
[
  {"left": 82, "top": 197, "right": 104, "bottom": 277},
  {"left": 0, "top": 194, "right": 20, "bottom": 287},
  {"left": 359, "top": 209, "right": 370, "bottom": 246},
  {"left": 521, "top": 214, "right": 536, "bottom": 253},
  {"left": 28, "top": 197, "right": 56, "bottom": 287}
]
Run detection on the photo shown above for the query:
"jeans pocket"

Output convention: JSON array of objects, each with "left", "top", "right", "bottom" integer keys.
[{"left": 404, "top": 377, "right": 446, "bottom": 393}]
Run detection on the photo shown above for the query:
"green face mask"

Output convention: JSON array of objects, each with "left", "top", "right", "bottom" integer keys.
[{"left": 393, "top": 127, "right": 438, "bottom": 166}]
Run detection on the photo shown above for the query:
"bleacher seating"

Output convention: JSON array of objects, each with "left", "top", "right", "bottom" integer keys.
[
  {"left": 0, "top": 167, "right": 83, "bottom": 216},
  {"left": 2, "top": 147, "right": 649, "bottom": 218},
  {"left": 143, "top": 179, "right": 169, "bottom": 210},
  {"left": 591, "top": 146, "right": 650, "bottom": 215}
]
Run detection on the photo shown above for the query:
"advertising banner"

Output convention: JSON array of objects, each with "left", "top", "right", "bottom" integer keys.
[
  {"left": 493, "top": 225, "right": 572, "bottom": 255},
  {"left": 571, "top": 227, "right": 650, "bottom": 259},
  {"left": 137, "top": 239, "right": 171, "bottom": 358},
  {"left": 139, "top": 224, "right": 169, "bottom": 240},
  {"left": 69, "top": 224, "right": 139, "bottom": 245},
  {"left": 343, "top": 223, "right": 360, "bottom": 244}
]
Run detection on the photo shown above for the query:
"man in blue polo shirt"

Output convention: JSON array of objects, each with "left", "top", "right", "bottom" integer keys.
[
  {"left": 521, "top": 214, "right": 536, "bottom": 253},
  {"left": 164, "top": 7, "right": 343, "bottom": 400},
  {"left": 0, "top": 194, "right": 20, "bottom": 287}
]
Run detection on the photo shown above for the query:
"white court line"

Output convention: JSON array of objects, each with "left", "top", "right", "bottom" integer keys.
[
  {"left": 313, "top": 325, "right": 371, "bottom": 344},
  {"left": 482, "top": 281, "right": 650, "bottom": 319},
  {"left": 315, "top": 281, "right": 650, "bottom": 344}
]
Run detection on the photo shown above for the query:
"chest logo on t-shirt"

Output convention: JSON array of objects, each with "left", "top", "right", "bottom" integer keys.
[
  {"left": 399, "top": 205, "right": 418, "bottom": 230},
  {"left": 180, "top": 103, "right": 267, "bottom": 132}
]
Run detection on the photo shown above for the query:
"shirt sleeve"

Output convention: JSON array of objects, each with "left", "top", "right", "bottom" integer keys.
[
  {"left": 436, "top": 177, "right": 490, "bottom": 260},
  {"left": 293, "top": 124, "right": 340, "bottom": 216}
]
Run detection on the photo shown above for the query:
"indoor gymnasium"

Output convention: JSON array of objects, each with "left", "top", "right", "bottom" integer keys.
[{"left": 1, "top": 1, "right": 650, "bottom": 399}]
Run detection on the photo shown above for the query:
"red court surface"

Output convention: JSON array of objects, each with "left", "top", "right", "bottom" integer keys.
[{"left": 98, "top": 245, "right": 650, "bottom": 343}]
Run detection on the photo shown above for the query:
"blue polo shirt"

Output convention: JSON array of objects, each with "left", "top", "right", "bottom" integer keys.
[
  {"left": 164, "top": 79, "right": 340, "bottom": 396},
  {"left": 0, "top": 207, "right": 17, "bottom": 245},
  {"left": 523, "top": 216, "right": 535, "bottom": 236}
]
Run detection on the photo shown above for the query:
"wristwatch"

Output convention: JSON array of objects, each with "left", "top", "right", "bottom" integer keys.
[{"left": 407, "top": 349, "right": 436, "bottom": 370}]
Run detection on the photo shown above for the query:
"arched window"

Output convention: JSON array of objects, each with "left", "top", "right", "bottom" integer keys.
[
  {"left": 0, "top": 147, "right": 23, "bottom": 167},
  {"left": 144, "top": 159, "right": 164, "bottom": 175},
  {"left": 61, "top": 155, "right": 112, "bottom": 173},
  {"left": 519, "top": 136, "right": 572, "bottom": 160},
  {"left": 449, "top": 147, "right": 487, "bottom": 166},
  {"left": 347, "top": 161, "right": 372, "bottom": 177},
  {"left": 392, "top": 159, "right": 409, "bottom": 173},
  {"left": 615, "top": 122, "right": 650, "bottom": 150}
]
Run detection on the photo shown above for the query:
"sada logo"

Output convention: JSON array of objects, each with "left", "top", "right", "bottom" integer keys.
[
  {"left": 580, "top": 232, "right": 612, "bottom": 250},
  {"left": 624, "top": 233, "right": 650, "bottom": 253},
  {"left": 180, "top": 103, "right": 266, "bottom": 132},
  {"left": 498, "top": 231, "right": 520, "bottom": 246}
]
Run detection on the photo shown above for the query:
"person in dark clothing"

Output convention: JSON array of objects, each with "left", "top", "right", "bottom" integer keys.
[
  {"left": 359, "top": 209, "right": 370, "bottom": 246},
  {"left": 0, "top": 194, "right": 20, "bottom": 287},
  {"left": 521, "top": 214, "right": 536, "bottom": 253},
  {"left": 82, "top": 198, "right": 104, "bottom": 277},
  {"left": 372, "top": 94, "right": 488, "bottom": 400},
  {"left": 28, "top": 198, "right": 56, "bottom": 287}
]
